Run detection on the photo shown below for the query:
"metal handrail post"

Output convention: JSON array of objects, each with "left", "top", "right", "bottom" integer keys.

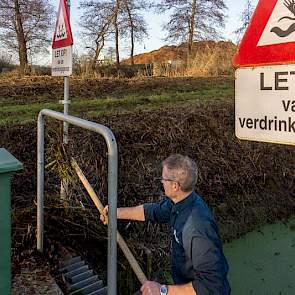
[
  {"left": 37, "top": 112, "right": 45, "bottom": 252},
  {"left": 37, "top": 109, "right": 118, "bottom": 295}
]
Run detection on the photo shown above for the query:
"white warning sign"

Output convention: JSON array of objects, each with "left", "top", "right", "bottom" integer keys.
[
  {"left": 52, "top": 45, "right": 72, "bottom": 76},
  {"left": 235, "top": 64, "right": 295, "bottom": 146}
]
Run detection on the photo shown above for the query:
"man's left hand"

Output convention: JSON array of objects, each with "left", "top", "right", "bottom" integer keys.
[{"left": 140, "top": 281, "right": 162, "bottom": 295}]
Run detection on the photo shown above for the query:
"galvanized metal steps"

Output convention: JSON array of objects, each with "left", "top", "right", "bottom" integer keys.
[{"left": 59, "top": 256, "right": 107, "bottom": 295}]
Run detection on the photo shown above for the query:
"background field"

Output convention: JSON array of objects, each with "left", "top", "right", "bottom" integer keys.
[{"left": 0, "top": 76, "right": 233, "bottom": 125}]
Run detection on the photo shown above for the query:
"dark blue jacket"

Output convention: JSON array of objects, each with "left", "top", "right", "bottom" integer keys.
[{"left": 144, "top": 191, "right": 231, "bottom": 295}]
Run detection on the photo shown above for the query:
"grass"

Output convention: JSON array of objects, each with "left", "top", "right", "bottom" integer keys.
[{"left": 0, "top": 78, "right": 234, "bottom": 126}]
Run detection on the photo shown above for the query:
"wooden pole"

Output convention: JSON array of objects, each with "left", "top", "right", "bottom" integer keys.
[{"left": 71, "top": 159, "right": 148, "bottom": 285}]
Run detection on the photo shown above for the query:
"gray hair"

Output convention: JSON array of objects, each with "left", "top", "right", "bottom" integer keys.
[{"left": 162, "top": 154, "right": 198, "bottom": 192}]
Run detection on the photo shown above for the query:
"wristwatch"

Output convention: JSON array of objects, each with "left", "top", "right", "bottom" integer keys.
[{"left": 160, "top": 285, "right": 168, "bottom": 295}]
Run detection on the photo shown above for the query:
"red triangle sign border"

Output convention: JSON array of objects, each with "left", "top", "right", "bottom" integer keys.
[
  {"left": 233, "top": 0, "right": 295, "bottom": 67},
  {"left": 52, "top": 0, "right": 73, "bottom": 49}
]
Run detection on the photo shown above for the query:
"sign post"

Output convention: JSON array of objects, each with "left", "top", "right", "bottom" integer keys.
[
  {"left": 233, "top": 0, "right": 295, "bottom": 145},
  {"left": 63, "top": 0, "right": 71, "bottom": 145},
  {"left": 52, "top": 0, "right": 73, "bottom": 143},
  {"left": 52, "top": 0, "right": 73, "bottom": 196}
]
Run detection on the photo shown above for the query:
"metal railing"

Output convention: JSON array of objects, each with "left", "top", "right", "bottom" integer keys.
[{"left": 37, "top": 109, "right": 118, "bottom": 295}]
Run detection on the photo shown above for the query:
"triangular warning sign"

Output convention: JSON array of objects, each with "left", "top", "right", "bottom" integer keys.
[
  {"left": 233, "top": 0, "right": 295, "bottom": 67},
  {"left": 52, "top": 0, "right": 73, "bottom": 49}
]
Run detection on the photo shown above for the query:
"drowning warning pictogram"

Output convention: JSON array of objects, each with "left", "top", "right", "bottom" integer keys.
[
  {"left": 233, "top": 0, "right": 295, "bottom": 67},
  {"left": 52, "top": 0, "right": 73, "bottom": 49}
]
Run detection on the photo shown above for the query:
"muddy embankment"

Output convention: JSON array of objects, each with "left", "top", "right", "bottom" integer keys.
[{"left": 1, "top": 99, "right": 295, "bottom": 291}]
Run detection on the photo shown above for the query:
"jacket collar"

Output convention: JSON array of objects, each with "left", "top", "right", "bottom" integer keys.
[{"left": 171, "top": 191, "right": 197, "bottom": 214}]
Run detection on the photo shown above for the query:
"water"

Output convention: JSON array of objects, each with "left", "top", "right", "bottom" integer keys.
[{"left": 224, "top": 218, "right": 295, "bottom": 295}]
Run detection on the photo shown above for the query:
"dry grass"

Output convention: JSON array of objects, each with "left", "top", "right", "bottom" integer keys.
[
  {"left": 123, "top": 40, "right": 236, "bottom": 78},
  {"left": 185, "top": 44, "right": 236, "bottom": 77},
  {"left": 1, "top": 41, "right": 236, "bottom": 79},
  {"left": 135, "top": 43, "right": 236, "bottom": 78}
]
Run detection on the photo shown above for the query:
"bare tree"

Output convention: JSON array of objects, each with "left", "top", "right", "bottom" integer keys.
[
  {"left": 235, "top": 0, "right": 255, "bottom": 43},
  {"left": 158, "top": 0, "right": 227, "bottom": 61},
  {"left": 0, "top": 0, "right": 53, "bottom": 74},
  {"left": 121, "top": 0, "right": 149, "bottom": 65},
  {"left": 79, "top": 1, "right": 114, "bottom": 70},
  {"left": 80, "top": 0, "right": 150, "bottom": 69},
  {"left": 79, "top": 0, "right": 122, "bottom": 68}
]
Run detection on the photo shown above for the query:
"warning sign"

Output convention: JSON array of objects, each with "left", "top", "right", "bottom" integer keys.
[
  {"left": 52, "top": 45, "right": 72, "bottom": 76},
  {"left": 258, "top": 0, "right": 295, "bottom": 46},
  {"left": 52, "top": 0, "right": 73, "bottom": 49},
  {"left": 233, "top": 0, "right": 295, "bottom": 67},
  {"left": 234, "top": 0, "right": 295, "bottom": 145},
  {"left": 235, "top": 64, "right": 295, "bottom": 145},
  {"left": 52, "top": 0, "right": 73, "bottom": 76}
]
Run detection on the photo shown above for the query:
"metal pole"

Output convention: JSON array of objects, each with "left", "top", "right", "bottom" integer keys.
[
  {"left": 64, "top": 0, "right": 71, "bottom": 144},
  {"left": 107, "top": 142, "right": 118, "bottom": 295},
  {"left": 59, "top": 0, "right": 71, "bottom": 198},
  {"left": 63, "top": 78, "right": 70, "bottom": 144},
  {"left": 61, "top": 0, "right": 71, "bottom": 196},
  {"left": 37, "top": 109, "right": 118, "bottom": 295},
  {"left": 37, "top": 113, "right": 45, "bottom": 252}
]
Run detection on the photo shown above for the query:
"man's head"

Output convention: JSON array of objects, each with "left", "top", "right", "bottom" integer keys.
[{"left": 161, "top": 154, "right": 198, "bottom": 201}]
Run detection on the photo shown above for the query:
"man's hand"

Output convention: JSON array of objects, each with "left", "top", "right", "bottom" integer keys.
[
  {"left": 140, "top": 281, "right": 161, "bottom": 295},
  {"left": 100, "top": 205, "right": 108, "bottom": 225},
  {"left": 100, "top": 204, "right": 145, "bottom": 224}
]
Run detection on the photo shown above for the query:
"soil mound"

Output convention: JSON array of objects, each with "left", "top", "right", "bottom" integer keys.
[{"left": 123, "top": 41, "right": 236, "bottom": 65}]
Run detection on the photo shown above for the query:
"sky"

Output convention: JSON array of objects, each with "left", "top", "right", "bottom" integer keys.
[{"left": 41, "top": 0, "right": 259, "bottom": 65}]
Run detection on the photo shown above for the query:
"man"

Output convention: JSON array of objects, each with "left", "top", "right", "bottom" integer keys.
[{"left": 101, "top": 154, "right": 230, "bottom": 295}]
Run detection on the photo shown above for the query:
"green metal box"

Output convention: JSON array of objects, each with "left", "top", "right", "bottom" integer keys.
[{"left": 0, "top": 148, "right": 23, "bottom": 295}]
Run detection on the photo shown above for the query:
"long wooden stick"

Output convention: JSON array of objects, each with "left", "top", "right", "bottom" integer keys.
[{"left": 71, "top": 158, "right": 148, "bottom": 284}]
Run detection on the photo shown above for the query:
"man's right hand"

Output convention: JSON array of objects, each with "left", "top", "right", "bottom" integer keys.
[
  {"left": 100, "top": 205, "right": 109, "bottom": 225},
  {"left": 100, "top": 204, "right": 145, "bottom": 224}
]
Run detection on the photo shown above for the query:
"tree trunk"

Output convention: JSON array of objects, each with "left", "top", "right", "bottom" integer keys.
[
  {"left": 188, "top": 0, "right": 197, "bottom": 64},
  {"left": 115, "top": 23, "right": 120, "bottom": 66},
  {"left": 125, "top": 1, "right": 134, "bottom": 65},
  {"left": 91, "top": 37, "right": 105, "bottom": 72},
  {"left": 14, "top": 0, "right": 28, "bottom": 74},
  {"left": 114, "top": 0, "right": 120, "bottom": 67},
  {"left": 130, "top": 27, "right": 134, "bottom": 65}
]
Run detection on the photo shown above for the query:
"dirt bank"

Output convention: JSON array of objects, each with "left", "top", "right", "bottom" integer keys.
[
  {"left": 3, "top": 99, "right": 295, "bottom": 235},
  {"left": 2, "top": 99, "right": 295, "bottom": 292}
]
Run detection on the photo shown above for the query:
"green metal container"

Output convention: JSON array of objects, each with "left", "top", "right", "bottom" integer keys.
[{"left": 0, "top": 148, "right": 23, "bottom": 295}]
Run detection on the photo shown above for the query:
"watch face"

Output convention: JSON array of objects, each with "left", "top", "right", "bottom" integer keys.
[{"left": 160, "top": 285, "right": 168, "bottom": 294}]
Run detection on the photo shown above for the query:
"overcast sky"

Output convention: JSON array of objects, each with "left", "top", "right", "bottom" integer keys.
[{"left": 42, "top": 0, "right": 259, "bottom": 65}]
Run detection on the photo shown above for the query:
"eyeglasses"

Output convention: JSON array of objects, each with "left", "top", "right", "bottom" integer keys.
[{"left": 155, "top": 177, "right": 181, "bottom": 186}]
